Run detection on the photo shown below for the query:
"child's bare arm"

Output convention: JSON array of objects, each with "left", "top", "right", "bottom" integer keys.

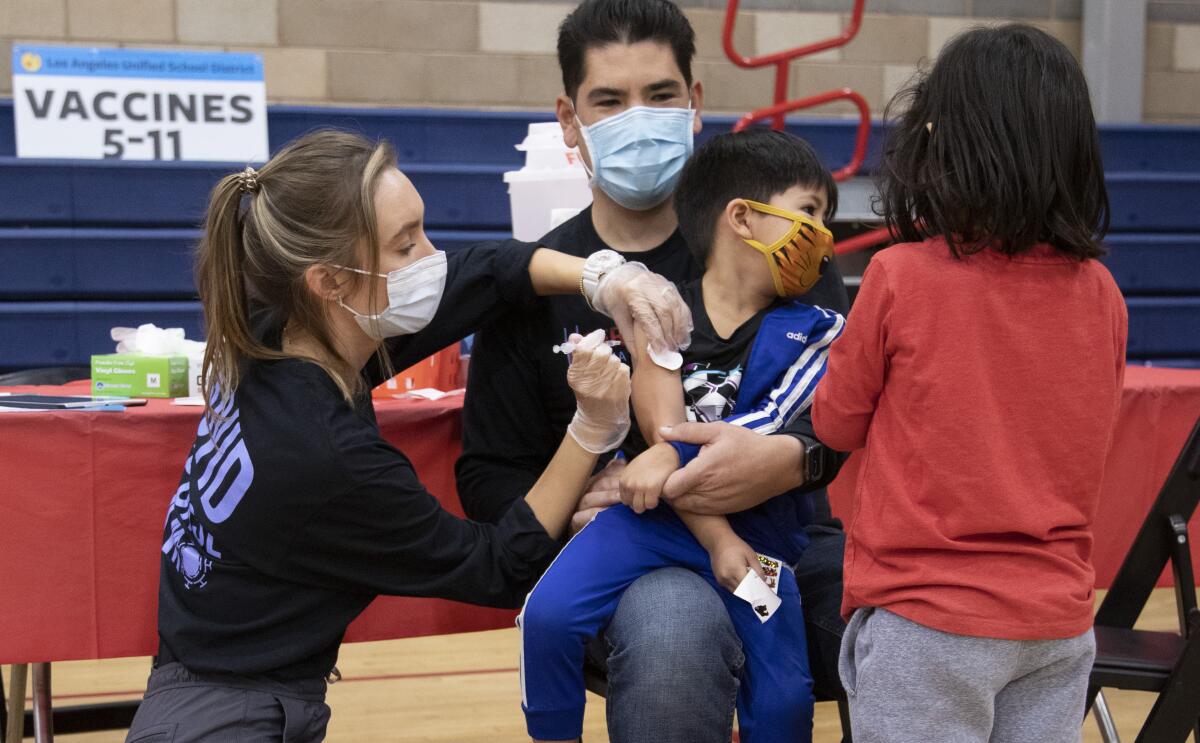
[
  {"left": 620, "top": 321, "right": 690, "bottom": 512},
  {"left": 677, "top": 510, "right": 763, "bottom": 591},
  {"left": 628, "top": 321, "right": 686, "bottom": 444},
  {"left": 623, "top": 323, "right": 758, "bottom": 590}
]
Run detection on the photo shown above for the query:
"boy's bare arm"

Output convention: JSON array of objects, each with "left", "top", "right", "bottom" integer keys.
[
  {"left": 623, "top": 325, "right": 759, "bottom": 591},
  {"left": 676, "top": 509, "right": 736, "bottom": 551},
  {"left": 620, "top": 321, "right": 693, "bottom": 512},
  {"left": 628, "top": 322, "right": 686, "bottom": 443}
]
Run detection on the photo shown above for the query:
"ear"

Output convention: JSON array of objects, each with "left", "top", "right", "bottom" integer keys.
[
  {"left": 690, "top": 81, "right": 704, "bottom": 135},
  {"left": 725, "top": 199, "right": 755, "bottom": 241},
  {"left": 558, "top": 94, "right": 594, "bottom": 172},
  {"left": 557, "top": 95, "right": 580, "bottom": 149},
  {"left": 303, "top": 264, "right": 346, "bottom": 303}
]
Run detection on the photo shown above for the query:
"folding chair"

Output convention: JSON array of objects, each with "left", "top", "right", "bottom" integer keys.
[
  {"left": 1087, "top": 414, "right": 1200, "bottom": 743},
  {"left": 584, "top": 657, "right": 852, "bottom": 743}
]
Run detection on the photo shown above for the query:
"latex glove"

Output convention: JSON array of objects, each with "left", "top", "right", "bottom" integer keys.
[
  {"left": 589, "top": 262, "right": 692, "bottom": 358},
  {"left": 566, "top": 330, "right": 632, "bottom": 454}
]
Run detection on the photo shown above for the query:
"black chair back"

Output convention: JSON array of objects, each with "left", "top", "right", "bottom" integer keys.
[{"left": 1095, "top": 415, "right": 1200, "bottom": 633}]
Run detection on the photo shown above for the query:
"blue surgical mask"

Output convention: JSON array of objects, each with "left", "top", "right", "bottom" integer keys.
[{"left": 576, "top": 104, "right": 695, "bottom": 211}]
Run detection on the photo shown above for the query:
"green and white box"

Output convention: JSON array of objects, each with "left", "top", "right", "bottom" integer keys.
[{"left": 91, "top": 354, "right": 189, "bottom": 398}]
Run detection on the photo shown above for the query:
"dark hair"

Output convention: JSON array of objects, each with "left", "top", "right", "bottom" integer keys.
[
  {"left": 877, "top": 24, "right": 1108, "bottom": 260},
  {"left": 674, "top": 129, "right": 837, "bottom": 266},
  {"left": 557, "top": 0, "right": 696, "bottom": 101}
]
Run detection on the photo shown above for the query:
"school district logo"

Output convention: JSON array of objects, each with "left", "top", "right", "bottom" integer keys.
[{"left": 20, "top": 52, "right": 42, "bottom": 73}]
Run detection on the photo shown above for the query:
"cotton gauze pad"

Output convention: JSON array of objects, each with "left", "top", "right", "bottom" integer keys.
[{"left": 646, "top": 344, "right": 683, "bottom": 371}]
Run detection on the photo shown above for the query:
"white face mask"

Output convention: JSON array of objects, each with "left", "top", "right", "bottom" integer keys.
[{"left": 335, "top": 251, "right": 448, "bottom": 340}]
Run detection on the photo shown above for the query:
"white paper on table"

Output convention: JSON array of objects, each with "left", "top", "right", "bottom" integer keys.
[
  {"left": 400, "top": 388, "right": 464, "bottom": 401},
  {"left": 171, "top": 396, "right": 207, "bottom": 406},
  {"left": 733, "top": 569, "right": 782, "bottom": 623}
]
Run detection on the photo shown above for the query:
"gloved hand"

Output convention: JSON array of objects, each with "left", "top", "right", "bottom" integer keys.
[
  {"left": 566, "top": 329, "right": 632, "bottom": 454},
  {"left": 588, "top": 262, "right": 692, "bottom": 358}
]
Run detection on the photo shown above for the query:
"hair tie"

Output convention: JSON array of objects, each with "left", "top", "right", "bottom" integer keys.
[{"left": 237, "top": 165, "right": 259, "bottom": 194}]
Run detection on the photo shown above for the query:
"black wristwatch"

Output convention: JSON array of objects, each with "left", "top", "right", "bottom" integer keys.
[{"left": 796, "top": 434, "right": 825, "bottom": 484}]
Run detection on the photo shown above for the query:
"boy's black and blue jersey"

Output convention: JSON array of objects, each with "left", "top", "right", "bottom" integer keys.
[{"left": 623, "top": 281, "right": 845, "bottom": 564}]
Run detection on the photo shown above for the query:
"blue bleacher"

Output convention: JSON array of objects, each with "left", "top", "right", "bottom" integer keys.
[{"left": 1, "top": 100, "right": 1198, "bottom": 370}]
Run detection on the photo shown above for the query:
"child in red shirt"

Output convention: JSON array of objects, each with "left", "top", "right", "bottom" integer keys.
[{"left": 812, "top": 24, "right": 1127, "bottom": 742}]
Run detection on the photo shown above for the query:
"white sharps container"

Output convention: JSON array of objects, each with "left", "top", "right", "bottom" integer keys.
[{"left": 503, "top": 122, "right": 593, "bottom": 241}]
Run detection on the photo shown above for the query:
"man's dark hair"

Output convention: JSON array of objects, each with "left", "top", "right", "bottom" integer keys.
[
  {"left": 877, "top": 23, "right": 1109, "bottom": 260},
  {"left": 674, "top": 129, "right": 837, "bottom": 266},
  {"left": 557, "top": 0, "right": 696, "bottom": 101}
]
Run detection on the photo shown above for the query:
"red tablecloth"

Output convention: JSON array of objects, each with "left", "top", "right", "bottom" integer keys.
[
  {"left": 828, "top": 365, "right": 1200, "bottom": 589},
  {"left": 0, "top": 381, "right": 515, "bottom": 665}
]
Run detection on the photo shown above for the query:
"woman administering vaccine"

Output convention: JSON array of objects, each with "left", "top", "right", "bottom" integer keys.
[{"left": 125, "top": 130, "right": 689, "bottom": 743}]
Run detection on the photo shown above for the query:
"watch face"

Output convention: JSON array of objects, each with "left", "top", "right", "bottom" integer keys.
[
  {"left": 590, "top": 249, "right": 625, "bottom": 272},
  {"left": 804, "top": 441, "right": 824, "bottom": 481}
]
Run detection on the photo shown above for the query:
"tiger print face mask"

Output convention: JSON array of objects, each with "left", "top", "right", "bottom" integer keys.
[{"left": 740, "top": 200, "right": 835, "bottom": 297}]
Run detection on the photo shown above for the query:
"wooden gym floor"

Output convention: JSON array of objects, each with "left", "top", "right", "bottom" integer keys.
[{"left": 3, "top": 588, "right": 1191, "bottom": 742}]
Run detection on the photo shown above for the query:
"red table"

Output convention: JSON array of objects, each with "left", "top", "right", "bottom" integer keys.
[
  {"left": 0, "top": 381, "right": 515, "bottom": 665},
  {"left": 3, "top": 366, "right": 1200, "bottom": 665},
  {"left": 828, "top": 365, "right": 1200, "bottom": 589}
]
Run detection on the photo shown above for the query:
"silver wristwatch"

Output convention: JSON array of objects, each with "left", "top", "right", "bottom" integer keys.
[{"left": 581, "top": 249, "right": 626, "bottom": 310}]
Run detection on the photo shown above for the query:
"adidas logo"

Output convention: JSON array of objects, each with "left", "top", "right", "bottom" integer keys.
[{"left": 786, "top": 331, "right": 808, "bottom": 343}]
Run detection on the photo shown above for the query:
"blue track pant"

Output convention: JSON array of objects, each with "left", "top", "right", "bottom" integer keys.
[{"left": 518, "top": 504, "right": 814, "bottom": 742}]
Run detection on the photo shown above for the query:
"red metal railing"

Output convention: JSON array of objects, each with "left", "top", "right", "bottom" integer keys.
[
  {"left": 732, "top": 88, "right": 871, "bottom": 182},
  {"left": 834, "top": 224, "right": 892, "bottom": 255},
  {"left": 723, "top": 0, "right": 891, "bottom": 253}
]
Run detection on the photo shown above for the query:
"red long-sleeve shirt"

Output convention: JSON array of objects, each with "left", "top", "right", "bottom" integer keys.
[{"left": 813, "top": 238, "right": 1127, "bottom": 640}]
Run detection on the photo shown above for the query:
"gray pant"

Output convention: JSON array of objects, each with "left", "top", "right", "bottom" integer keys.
[
  {"left": 839, "top": 608, "right": 1095, "bottom": 743},
  {"left": 126, "top": 662, "right": 330, "bottom": 742}
]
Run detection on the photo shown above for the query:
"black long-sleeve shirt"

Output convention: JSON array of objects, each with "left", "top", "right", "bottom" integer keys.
[
  {"left": 457, "top": 207, "right": 850, "bottom": 527},
  {"left": 157, "top": 241, "right": 557, "bottom": 681}
]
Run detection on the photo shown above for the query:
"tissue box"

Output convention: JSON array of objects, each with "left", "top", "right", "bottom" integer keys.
[{"left": 91, "top": 354, "right": 190, "bottom": 398}]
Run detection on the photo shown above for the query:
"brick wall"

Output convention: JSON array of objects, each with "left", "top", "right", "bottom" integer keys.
[{"left": 1, "top": 0, "right": 1198, "bottom": 122}]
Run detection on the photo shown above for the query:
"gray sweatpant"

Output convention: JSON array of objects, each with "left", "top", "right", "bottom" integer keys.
[
  {"left": 839, "top": 608, "right": 1095, "bottom": 743},
  {"left": 126, "top": 662, "right": 330, "bottom": 742}
]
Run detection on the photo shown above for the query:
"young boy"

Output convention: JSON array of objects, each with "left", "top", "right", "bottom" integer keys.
[{"left": 518, "top": 129, "right": 844, "bottom": 743}]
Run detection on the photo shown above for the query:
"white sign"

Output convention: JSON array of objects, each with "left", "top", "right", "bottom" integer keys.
[{"left": 12, "top": 45, "right": 268, "bottom": 162}]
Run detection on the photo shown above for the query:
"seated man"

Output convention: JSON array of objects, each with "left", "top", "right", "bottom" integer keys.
[{"left": 456, "top": 1, "right": 850, "bottom": 740}]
